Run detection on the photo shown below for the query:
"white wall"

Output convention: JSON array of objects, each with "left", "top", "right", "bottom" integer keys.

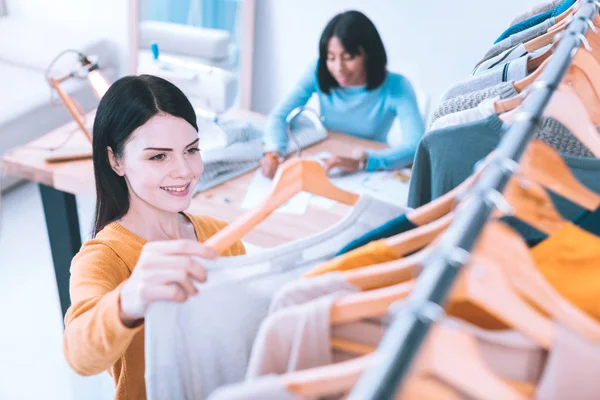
[
  {"left": 251, "top": 0, "right": 544, "bottom": 114},
  {"left": 6, "top": 0, "right": 130, "bottom": 75}
]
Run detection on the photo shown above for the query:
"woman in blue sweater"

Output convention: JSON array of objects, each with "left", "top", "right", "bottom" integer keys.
[{"left": 260, "top": 10, "right": 425, "bottom": 178}]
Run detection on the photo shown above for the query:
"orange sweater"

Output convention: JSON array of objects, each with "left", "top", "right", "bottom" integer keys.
[{"left": 63, "top": 213, "right": 246, "bottom": 400}]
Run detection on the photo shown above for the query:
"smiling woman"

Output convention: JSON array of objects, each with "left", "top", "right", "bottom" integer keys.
[{"left": 62, "top": 75, "right": 246, "bottom": 400}]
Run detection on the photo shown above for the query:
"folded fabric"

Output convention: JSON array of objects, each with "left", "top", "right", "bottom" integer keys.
[
  {"left": 430, "top": 82, "right": 517, "bottom": 128},
  {"left": 494, "top": 0, "right": 575, "bottom": 44},
  {"left": 440, "top": 56, "right": 527, "bottom": 101}
]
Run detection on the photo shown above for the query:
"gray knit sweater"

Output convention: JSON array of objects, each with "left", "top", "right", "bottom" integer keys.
[
  {"left": 429, "top": 82, "right": 517, "bottom": 128},
  {"left": 509, "top": 1, "right": 563, "bottom": 26}
]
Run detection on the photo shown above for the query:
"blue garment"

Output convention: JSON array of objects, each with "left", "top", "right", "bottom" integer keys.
[
  {"left": 494, "top": 0, "right": 575, "bottom": 44},
  {"left": 335, "top": 213, "right": 417, "bottom": 255},
  {"left": 263, "top": 60, "right": 425, "bottom": 171}
]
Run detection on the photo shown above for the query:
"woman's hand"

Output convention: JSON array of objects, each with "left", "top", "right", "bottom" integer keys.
[
  {"left": 119, "top": 239, "right": 217, "bottom": 327},
  {"left": 259, "top": 152, "right": 284, "bottom": 179},
  {"left": 323, "top": 155, "right": 361, "bottom": 173}
]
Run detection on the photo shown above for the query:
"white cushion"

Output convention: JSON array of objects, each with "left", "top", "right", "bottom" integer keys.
[
  {"left": 0, "top": 17, "right": 118, "bottom": 74},
  {"left": 139, "top": 20, "right": 231, "bottom": 60},
  {"left": 0, "top": 1, "right": 6, "bottom": 17}
]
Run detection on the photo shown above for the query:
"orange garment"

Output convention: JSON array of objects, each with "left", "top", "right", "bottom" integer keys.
[
  {"left": 63, "top": 213, "right": 245, "bottom": 400},
  {"left": 531, "top": 223, "right": 600, "bottom": 322},
  {"left": 303, "top": 239, "right": 402, "bottom": 278}
]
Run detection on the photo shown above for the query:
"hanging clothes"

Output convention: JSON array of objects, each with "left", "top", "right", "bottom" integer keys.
[
  {"left": 509, "top": 1, "right": 563, "bottom": 26},
  {"left": 493, "top": 0, "right": 575, "bottom": 44},
  {"left": 479, "top": 18, "right": 555, "bottom": 67},
  {"left": 407, "top": 115, "right": 600, "bottom": 229},
  {"left": 472, "top": 44, "right": 529, "bottom": 75},
  {"left": 439, "top": 58, "right": 527, "bottom": 101},
  {"left": 144, "top": 194, "right": 406, "bottom": 400},
  {"left": 335, "top": 214, "right": 417, "bottom": 256},
  {"left": 430, "top": 96, "right": 499, "bottom": 131},
  {"left": 430, "top": 82, "right": 517, "bottom": 127},
  {"left": 208, "top": 375, "right": 299, "bottom": 400}
]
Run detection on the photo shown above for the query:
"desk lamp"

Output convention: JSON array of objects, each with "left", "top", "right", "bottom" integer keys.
[{"left": 47, "top": 51, "right": 111, "bottom": 144}]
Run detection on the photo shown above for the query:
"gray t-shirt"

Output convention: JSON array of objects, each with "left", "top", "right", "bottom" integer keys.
[
  {"left": 440, "top": 56, "right": 528, "bottom": 101},
  {"left": 408, "top": 114, "right": 600, "bottom": 241},
  {"left": 479, "top": 18, "right": 555, "bottom": 65},
  {"left": 144, "top": 194, "right": 406, "bottom": 400}
]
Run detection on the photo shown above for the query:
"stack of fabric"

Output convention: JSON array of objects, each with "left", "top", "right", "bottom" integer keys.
[{"left": 195, "top": 116, "right": 328, "bottom": 193}]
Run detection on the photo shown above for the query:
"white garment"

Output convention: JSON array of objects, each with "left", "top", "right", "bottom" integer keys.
[
  {"left": 473, "top": 43, "right": 528, "bottom": 75},
  {"left": 429, "top": 96, "right": 500, "bottom": 131},
  {"left": 145, "top": 194, "right": 406, "bottom": 400},
  {"left": 208, "top": 375, "right": 299, "bottom": 400}
]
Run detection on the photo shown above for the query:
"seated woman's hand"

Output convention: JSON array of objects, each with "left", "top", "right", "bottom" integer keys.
[
  {"left": 119, "top": 239, "right": 217, "bottom": 327},
  {"left": 259, "top": 152, "right": 284, "bottom": 179},
  {"left": 323, "top": 155, "right": 361, "bottom": 174}
]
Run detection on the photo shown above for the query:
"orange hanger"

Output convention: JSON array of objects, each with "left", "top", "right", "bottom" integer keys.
[
  {"left": 384, "top": 211, "right": 454, "bottom": 256},
  {"left": 497, "top": 81, "right": 600, "bottom": 158},
  {"left": 476, "top": 220, "right": 600, "bottom": 342},
  {"left": 405, "top": 173, "right": 476, "bottom": 226},
  {"left": 329, "top": 223, "right": 556, "bottom": 349},
  {"left": 281, "top": 354, "right": 375, "bottom": 399},
  {"left": 282, "top": 325, "right": 528, "bottom": 400},
  {"left": 342, "top": 141, "right": 599, "bottom": 292},
  {"left": 204, "top": 158, "right": 359, "bottom": 253},
  {"left": 499, "top": 174, "right": 568, "bottom": 235},
  {"left": 521, "top": 140, "right": 600, "bottom": 211}
]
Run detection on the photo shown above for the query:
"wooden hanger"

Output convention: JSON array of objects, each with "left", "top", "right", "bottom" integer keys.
[
  {"left": 405, "top": 173, "right": 476, "bottom": 226},
  {"left": 283, "top": 325, "right": 528, "bottom": 399},
  {"left": 521, "top": 140, "right": 600, "bottom": 211},
  {"left": 204, "top": 158, "right": 360, "bottom": 253},
  {"left": 497, "top": 81, "right": 600, "bottom": 158},
  {"left": 329, "top": 224, "right": 556, "bottom": 349},
  {"left": 499, "top": 174, "right": 568, "bottom": 235},
  {"left": 384, "top": 211, "right": 454, "bottom": 256},
  {"left": 476, "top": 220, "right": 600, "bottom": 342},
  {"left": 282, "top": 354, "right": 375, "bottom": 398},
  {"left": 342, "top": 142, "right": 599, "bottom": 293}
]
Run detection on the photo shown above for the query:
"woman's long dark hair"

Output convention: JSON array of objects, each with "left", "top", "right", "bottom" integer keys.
[
  {"left": 317, "top": 10, "right": 388, "bottom": 94},
  {"left": 92, "top": 74, "right": 197, "bottom": 237}
]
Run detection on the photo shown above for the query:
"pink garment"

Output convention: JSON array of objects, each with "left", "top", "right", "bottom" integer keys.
[
  {"left": 261, "top": 272, "right": 600, "bottom": 399},
  {"left": 207, "top": 374, "right": 299, "bottom": 400}
]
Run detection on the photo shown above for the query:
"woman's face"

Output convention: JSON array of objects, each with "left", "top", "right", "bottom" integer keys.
[
  {"left": 109, "top": 114, "right": 203, "bottom": 213},
  {"left": 326, "top": 36, "right": 367, "bottom": 87}
]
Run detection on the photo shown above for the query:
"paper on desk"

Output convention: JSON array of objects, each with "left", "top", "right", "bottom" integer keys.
[
  {"left": 241, "top": 169, "right": 311, "bottom": 214},
  {"left": 307, "top": 152, "right": 411, "bottom": 209}
]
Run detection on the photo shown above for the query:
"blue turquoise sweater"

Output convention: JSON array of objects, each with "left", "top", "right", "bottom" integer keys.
[
  {"left": 263, "top": 61, "right": 425, "bottom": 171},
  {"left": 494, "top": 0, "right": 575, "bottom": 44}
]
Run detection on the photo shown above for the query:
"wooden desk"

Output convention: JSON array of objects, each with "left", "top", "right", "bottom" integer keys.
[{"left": 4, "top": 109, "right": 387, "bottom": 318}]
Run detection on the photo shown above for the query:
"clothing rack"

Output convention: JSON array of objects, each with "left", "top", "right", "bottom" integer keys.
[{"left": 348, "top": 2, "right": 600, "bottom": 399}]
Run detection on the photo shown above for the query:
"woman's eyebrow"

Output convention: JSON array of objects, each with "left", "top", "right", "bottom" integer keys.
[
  {"left": 143, "top": 138, "right": 200, "bottom": 151},
  {"left": 185, "top": 138, "right": 200, "bottom": 148}
]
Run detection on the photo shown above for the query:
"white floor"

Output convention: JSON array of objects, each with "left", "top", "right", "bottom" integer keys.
[{"left": 0, "top": 182, "right": 115, "bottom": 400}]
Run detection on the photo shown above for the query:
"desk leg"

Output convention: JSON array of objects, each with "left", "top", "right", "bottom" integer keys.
[{"left": 39, "top": 184, "right": 82, "bottom": 320}]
